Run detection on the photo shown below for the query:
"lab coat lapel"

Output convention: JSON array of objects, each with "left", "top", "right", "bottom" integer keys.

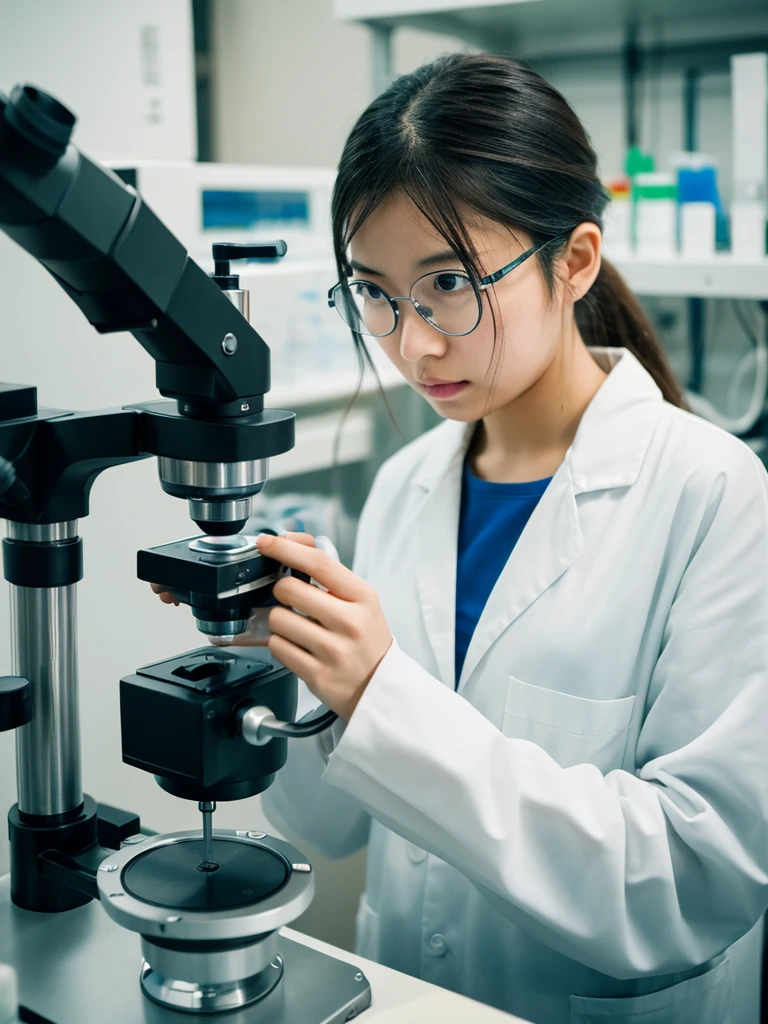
[
  {"left": 456, "top": 463, "right": 583, "bottom": 691},
  {"left": 410, "top": 347, "right": 664, "bottom": 695},
  {"left": 413, "top": 421, "right": 471, "bottom": 691},
  {"left": 456, "top": 347, "right": 664, "bottom": 691}
]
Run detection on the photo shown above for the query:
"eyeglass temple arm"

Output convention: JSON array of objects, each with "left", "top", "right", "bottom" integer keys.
[
  {"left": 479, "top": 234, "right": 567, "bottom": 288},
  {"left": 479, "top": 248, "right": 536, "bottom": 288}
]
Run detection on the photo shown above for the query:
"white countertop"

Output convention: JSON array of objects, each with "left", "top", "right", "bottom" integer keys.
[
  {"left": 0, "top": 872, "right": 529, "bottom": 1023},
  {"left": 283, "top": 925, "right": 529, "bottom": 1023}
]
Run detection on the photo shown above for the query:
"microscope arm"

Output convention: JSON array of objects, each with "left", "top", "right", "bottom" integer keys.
[{"left": 0, "top": 85, "right": 270, "bottom": 410}]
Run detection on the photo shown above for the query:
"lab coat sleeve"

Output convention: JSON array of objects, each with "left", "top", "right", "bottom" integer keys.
[
  {"left": 260, "top": 472, "right": 387, "bottom": 859},
  {"left": 322, "top": 451, "right": 768, "bottom": 978}
]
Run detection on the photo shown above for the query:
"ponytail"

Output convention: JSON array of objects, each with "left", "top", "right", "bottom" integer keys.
[{"left": 576, "top": 259, "right": 687, "bottom": 408}]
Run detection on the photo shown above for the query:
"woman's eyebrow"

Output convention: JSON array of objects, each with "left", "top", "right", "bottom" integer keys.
[
  {"left": 348, "top": 259, "right": 383, "bottom": 275},
  {"left": 415, "top": 249, "right": 463, "bottom": 269},
  {"left": 348, "top": 249, "right": 463, "bottom": 276}
]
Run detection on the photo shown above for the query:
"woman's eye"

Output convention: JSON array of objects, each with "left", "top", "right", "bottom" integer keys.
[
  {"left": 353, "top": 282, "right": 385, "bottom": 301},
  {"left": 434, "top": 273, "right": 469, "bottom": 293}
]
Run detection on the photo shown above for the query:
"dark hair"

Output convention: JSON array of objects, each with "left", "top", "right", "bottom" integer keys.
[{"left": 332, "top": 53, "right": 686, "bottom": 408}]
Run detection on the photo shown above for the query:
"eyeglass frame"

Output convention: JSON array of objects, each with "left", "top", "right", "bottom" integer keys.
[{"left": 327, "top": 233, "right": 568, "bottom": 339}]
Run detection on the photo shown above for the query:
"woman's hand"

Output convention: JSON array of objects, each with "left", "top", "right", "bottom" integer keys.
[
  {"left": 251, "top": 531, "right": 393, "bottom": 721},
  {"left": 150, "top": 583, "right": 179, "bottom": 606}
]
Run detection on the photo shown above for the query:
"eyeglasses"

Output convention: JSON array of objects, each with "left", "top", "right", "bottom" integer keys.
[{"left": 328, "top": 235, "right": 564, "bottom": 339}]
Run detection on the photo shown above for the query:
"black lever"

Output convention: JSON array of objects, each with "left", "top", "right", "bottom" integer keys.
[
  {"left": 0, "top": 676, "right": 32, "bottom": 732},
  {"left": 211, "top": 241, "right": 288, "bottom": 289}
]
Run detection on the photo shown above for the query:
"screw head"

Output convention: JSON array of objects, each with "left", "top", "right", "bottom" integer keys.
[
  {"left": 99, "top": 863, "right": 119, "bottom": 872},
  {"left": 222, "top": 333, "right": 238, "bottom": 355},
  {"left": 355, "top": 972, "right": 364, "bottom": 982}
]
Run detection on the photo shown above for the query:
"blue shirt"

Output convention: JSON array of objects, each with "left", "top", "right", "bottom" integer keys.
[{"left": 455, "top": 462, "right": 552, "bottom": 688}]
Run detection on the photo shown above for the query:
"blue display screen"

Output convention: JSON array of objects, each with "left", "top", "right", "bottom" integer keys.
[{"left": 202, "top": 189, "right": 310, "bottom": 230}]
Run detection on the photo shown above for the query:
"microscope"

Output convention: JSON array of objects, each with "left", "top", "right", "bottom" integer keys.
[{"left": 0, "top": 84, "right": 371, "bottom": 1022}]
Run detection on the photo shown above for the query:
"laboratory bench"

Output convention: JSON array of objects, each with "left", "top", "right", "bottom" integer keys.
[{"left": 0, "top": 872, "right": 525, "bottom": 1024}]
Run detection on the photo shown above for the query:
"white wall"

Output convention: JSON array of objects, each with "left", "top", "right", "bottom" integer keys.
[
  {"left": 211, "top": 0, "right": 471, "bottom": 167},
  {"left": 0, "top": 0, "right": 196, "bottom": 162}
]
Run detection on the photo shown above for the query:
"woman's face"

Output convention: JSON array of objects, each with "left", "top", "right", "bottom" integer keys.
[{"left": 347, "top": 192, "right": 569, "bottom": 422}]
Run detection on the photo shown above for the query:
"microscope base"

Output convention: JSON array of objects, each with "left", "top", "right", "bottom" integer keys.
[{"left": 0, "top": 875, "right": 372, "bottom": 1023}]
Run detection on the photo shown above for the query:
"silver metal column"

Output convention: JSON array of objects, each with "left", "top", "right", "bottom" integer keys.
[{"left": 8, "top": 521, "right": 83, "bottom": 817}]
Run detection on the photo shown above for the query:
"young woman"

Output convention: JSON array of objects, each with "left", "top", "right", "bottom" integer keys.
[{"left": 162, "top": 54, "right": 768, "bottom": 1024}]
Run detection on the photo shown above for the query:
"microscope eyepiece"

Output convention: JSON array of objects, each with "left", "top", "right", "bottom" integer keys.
[{"left": 0, "top": 84, "right": 75, "bottom": 172}]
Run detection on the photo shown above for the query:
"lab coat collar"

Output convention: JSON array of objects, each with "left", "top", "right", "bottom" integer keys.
[
  {"left": 411, "top": 347, "right": 663, "bottom": 497},
  {"left": 410, "top": 347, "right": 664, "bottom": 691}
]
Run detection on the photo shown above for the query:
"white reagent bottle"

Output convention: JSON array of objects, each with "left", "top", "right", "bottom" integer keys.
[{"left": 0, "top": 964, "right": 19, "bottom": 1024}]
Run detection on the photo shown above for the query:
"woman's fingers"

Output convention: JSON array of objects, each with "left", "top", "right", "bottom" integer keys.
[
  {"left": 150, "top": 583, "right": 179, "bottom": 607},
  {"left": 230, "top": 607, "right": 271, "bottom": 647},
  {"left": 265, "top": 632, "right": 318, "bottom": 682},
  {"left": 256, "top": 534, "right": 365, "bottom": 601},
  {"left": 280, "top": 531, "right": 317, "bottom": 547},
  {"left": 271, "top": 574, "right": 351, "bottom": 632},
  {"left": 267, "top": 604, "right": 337, "bottom": 658}
]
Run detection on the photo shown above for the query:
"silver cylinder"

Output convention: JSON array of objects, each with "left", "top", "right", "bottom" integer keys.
[
  {"left": 195, "top": 618, "right": 249, "bottom": 639},
  {"left": 187, "top": 498, "right": 253, "bottom": 528},
  {"left": 158, "top": 457, "right": 269, "bottom": 532},
  {"left": 157, "top": 458, "right": 269, "bottom": 498},
  {"left": 8, "top": 521, "right": 83, "bottom": 817},
  {"left": 141, "top": 931, "right": 279, "bottom": 986},
  {"left": 224, "top": 288, "right": 250, "bottom": 321}
]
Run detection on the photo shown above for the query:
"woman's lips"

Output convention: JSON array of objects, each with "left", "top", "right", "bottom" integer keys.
[{"left": 420, "top": 380, "right": 469, "bottom": 399}]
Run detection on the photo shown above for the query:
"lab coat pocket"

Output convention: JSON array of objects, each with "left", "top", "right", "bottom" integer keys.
[
  {"left": 570, "top": 957, "right": 731, "bottom": 1023},
  {"left": 503, "top": 676, "right": 635, "bottom": 773},
  {"left": 354, "top": 893, "right": 380, "bottom": 963}
]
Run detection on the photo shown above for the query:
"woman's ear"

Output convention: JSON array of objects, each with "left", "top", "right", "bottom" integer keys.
[{"left": 563, "top": 222, "right": 601, "bottom": 303}]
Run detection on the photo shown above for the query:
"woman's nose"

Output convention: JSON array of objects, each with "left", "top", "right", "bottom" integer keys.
[{"left": 398, "top": 303, "right": 448, "bottom": 363}]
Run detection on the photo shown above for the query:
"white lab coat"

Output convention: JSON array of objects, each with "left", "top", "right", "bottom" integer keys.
[{"left": 262, "top": 347, "right": 768, "bottom": 1024}]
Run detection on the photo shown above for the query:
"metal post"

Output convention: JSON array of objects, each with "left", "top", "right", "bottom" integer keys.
[
  {"left": 370, "top": 22, "right": 394, "bottom": 98},
  {"left": 9, "top": 521, "right": 83, "bottom": 818}
]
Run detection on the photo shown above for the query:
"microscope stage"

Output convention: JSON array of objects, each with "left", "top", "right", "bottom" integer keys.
[{"left": 0, "top": 874, "right": 372, "bottom": 1023}]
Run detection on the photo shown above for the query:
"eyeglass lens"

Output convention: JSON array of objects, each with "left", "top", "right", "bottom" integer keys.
[{"left": 336, "top": 271, "right": 482, "bottom": 337}]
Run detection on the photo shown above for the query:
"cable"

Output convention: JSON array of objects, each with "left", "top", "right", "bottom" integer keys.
[
  {"left": 260, "top": 707, "right": 338, "bottom": 739},
  {"left": 685, "top": 300, "right": 767, "bottom": 436},
  {"left": 238, "top": 702, "right": 338, "bottom": 746}
]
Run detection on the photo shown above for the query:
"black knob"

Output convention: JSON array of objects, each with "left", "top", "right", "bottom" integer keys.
[
  {"left": 0, "top": 84, "right": 76, "bottom": 173},
  {"left": 211, "top": 241, "right": 288, "bottom": 289},
  {"left": 0, "top": 676, "right": 33, "bottom": 732}
]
